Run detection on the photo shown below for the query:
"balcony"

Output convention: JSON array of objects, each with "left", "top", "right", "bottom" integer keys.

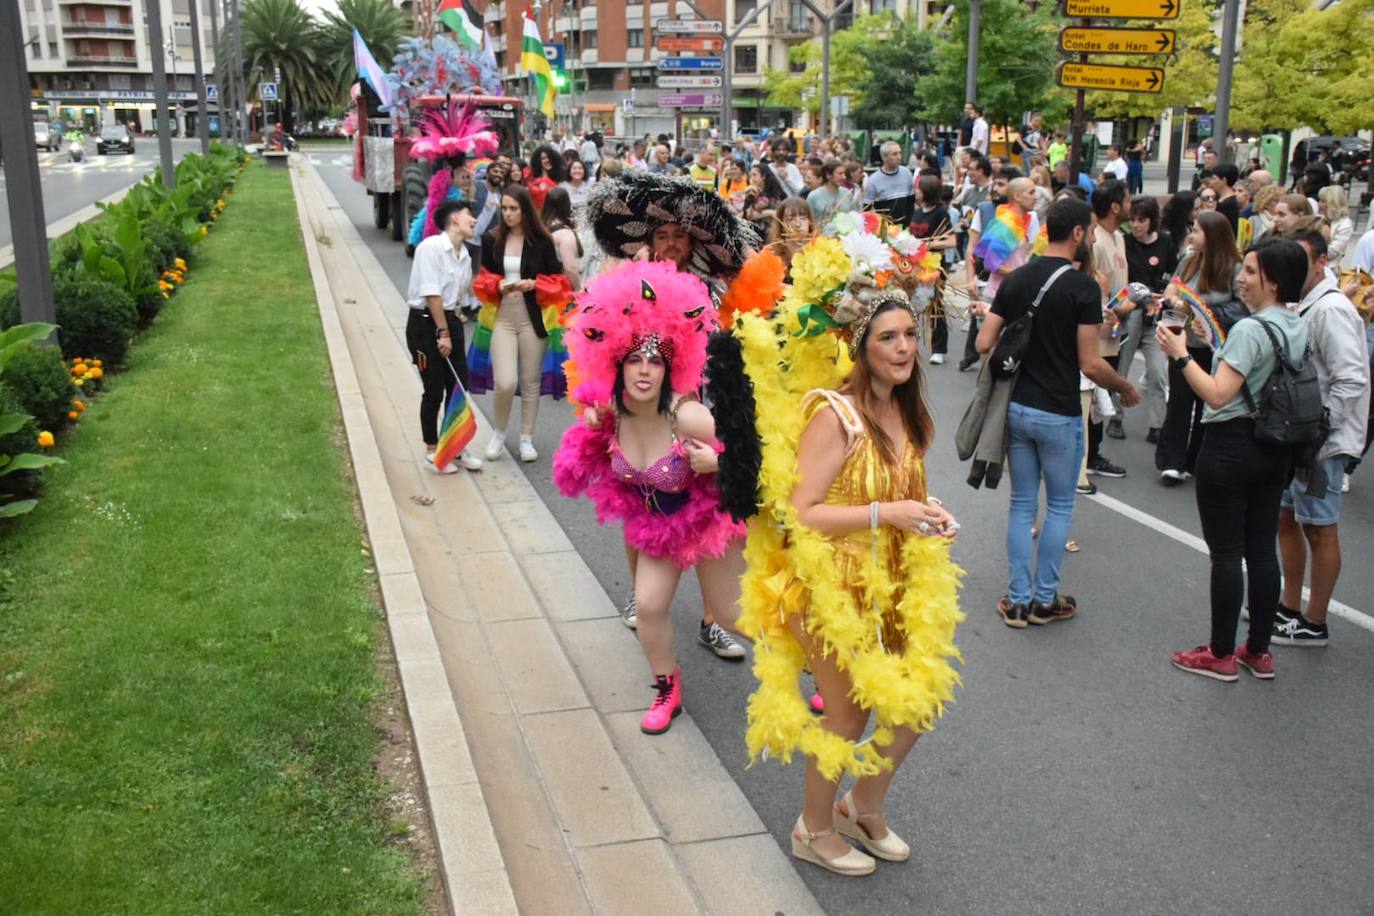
[
  {"left": 67, "top": 54, "right": 139, "bottom": 67},
  {"left": 484, "top": 2, "right": 504, "bottom": 23},
  {"left": 772, "top": 16, "right": 814, "bottom": 38},
  {"left": 58, "top": 0, "right": 130, "bottom": 5},
  {"left": 63, "top": 20, "right": 135, "bottom": 36}
]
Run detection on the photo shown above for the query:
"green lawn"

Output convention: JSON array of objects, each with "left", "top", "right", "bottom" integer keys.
[{"left": 0, "top": 163, "right": 428, "bottom": 914}]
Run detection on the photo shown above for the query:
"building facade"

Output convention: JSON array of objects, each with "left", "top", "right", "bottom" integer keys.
[
  {"left": 20, "top": 0, "right": 220, "bottom": 135},
  {"left": 484, "top": 0, "right": 941, "bottom": 140}
]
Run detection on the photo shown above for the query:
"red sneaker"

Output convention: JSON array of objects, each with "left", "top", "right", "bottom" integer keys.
[
  {"left": 1235, "top": 646, "right": 1276, "bottom": 680},
  {"left": 1171, "top": 645, "right": 1239, "bottom": 682},
  {"left": 640, "top": 666, "right": 683, "bottom": 735}
]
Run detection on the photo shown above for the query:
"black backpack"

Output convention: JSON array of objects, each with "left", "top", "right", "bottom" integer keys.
[{"left": 1240, "top": 317, "right": 1329, "bottom": 448}]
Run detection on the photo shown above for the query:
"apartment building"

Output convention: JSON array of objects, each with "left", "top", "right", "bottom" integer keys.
[
  {"left": 20, "top": 0, "right": 220, "bottom": 135},
  {"left": 484, "top": 0, "right": 941, "bottom": 138}
]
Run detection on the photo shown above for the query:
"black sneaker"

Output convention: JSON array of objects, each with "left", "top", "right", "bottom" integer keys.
[
  {"left": 997, "top": 596, "right": 1029, "bottom": 629},
  {"left": 1106, "top": 419, "right": 1125, "bottom": 439},
  {"left": 1146, "top": 427, "right": 1160, "bottom": 444},
  {"left": 1087, "top": 456, "right": 1127, "bottom": 478},
  {"left": 1271, "top": 614, "right": 1329, "bottom": 647},
  {"left": 1076, "top": 481, "right": 1098, "bottom": 495},
  {"left": 957, "top": 357, "right": 978, "bottom": 372},
  {"left": 1272, "top": 604, "right": 1299, "bottom": 627},
  {"left": 1028, "top": 594, "right": 1078, "bottom": 625}
]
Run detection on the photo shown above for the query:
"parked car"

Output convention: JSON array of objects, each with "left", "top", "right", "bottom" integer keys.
[
  {"left": 97, "top": 124, "right": 136, "bottom": 155},
  {"left": 1291, "top": 135, "right": 1371, "bottom": 183},
  {"left": 34, "top": 121, "right": 57, "bottom": 152}
]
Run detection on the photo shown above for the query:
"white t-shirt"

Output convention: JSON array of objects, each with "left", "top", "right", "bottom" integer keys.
[
  {"left": 971, "top": 118, "right": 989, "bottom": 155},
  {"left": 406, "top": 233, "right": 471, "bottom": 312},
  {"left": 1101, "top": 157, "right": 1129, "bottom": 182},
  {"left": 1353, "top": 227, "right": 1374, "bottom": 273}
]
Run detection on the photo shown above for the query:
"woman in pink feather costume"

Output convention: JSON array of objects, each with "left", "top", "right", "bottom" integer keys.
[{"left": 553, "top": 261, "right": 745, "bottom": 736}]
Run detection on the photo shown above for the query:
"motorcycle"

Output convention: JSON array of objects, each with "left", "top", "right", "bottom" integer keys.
[{"left": 68, "top": 135, "right": 84, "bottom": 163}]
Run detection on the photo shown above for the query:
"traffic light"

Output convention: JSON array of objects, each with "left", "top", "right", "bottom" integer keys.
[{"left": 552, "top": 68, "right": 568, "bottom": 90}]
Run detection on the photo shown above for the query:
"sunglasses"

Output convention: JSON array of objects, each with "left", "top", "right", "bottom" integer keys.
[{"left": 1199, "top": 194, "right": 1217, "bottom": 202}]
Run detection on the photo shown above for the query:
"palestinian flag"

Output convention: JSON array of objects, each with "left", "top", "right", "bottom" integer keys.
[
  {"left": 520, "top": 9, "right": 556, "bottom": 117},
  {"left": 437, "top": 0, "right": 485, "bottom": 53}
]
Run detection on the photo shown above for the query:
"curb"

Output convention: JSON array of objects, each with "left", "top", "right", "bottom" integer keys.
[
  {"left": 0, "top": 183, "right": 138, "bottom": 270},
  {"left": 288, "top": 160, "right": 519, "bottom": 915}
]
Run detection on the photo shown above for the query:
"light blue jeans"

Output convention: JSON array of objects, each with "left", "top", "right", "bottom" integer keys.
[{"left": 1006, "top": 402, "right": 1086, "bottom": 605}]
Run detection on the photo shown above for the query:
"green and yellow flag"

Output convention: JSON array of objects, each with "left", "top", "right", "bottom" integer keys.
[{"left": 520, "top": 9, "right": 556, "bottom": 117}]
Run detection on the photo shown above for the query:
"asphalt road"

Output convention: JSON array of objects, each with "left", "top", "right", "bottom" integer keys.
[
  {"left": 0, "top": 138, "right": 203, "bottom": 251},
  {"left": 316, "top": 156, "right": 1374, "bottom": 916}
]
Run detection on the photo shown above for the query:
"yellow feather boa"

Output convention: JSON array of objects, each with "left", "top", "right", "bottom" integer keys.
[{"left": 733, "top": 293, "right": 966, "bottom": 782}]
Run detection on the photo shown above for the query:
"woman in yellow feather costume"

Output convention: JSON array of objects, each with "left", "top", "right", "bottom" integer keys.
[{"left": 725, "top": 229, "right": 965, "bottom": 877}]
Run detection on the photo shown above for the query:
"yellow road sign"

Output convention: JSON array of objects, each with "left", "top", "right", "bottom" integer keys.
[
  {"left": 1063, "top": 0, "right": 1181, "bottom": 20},
  {"left": 1057, "top": 62, "right": 1166, "bottom": 94},
  {"left": 1059, "top": 26, "right": 1176, "bottom": 54}
]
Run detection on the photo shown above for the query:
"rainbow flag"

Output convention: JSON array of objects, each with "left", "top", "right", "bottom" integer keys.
[
  {"left": 973, "top": 204, "right": 1032, "bottom": 273},
  {"left": 1104, "top": 285, "right": 1130, "bottom": 337},
  {"left": 433, "top": 373, "right": 478, "bottom": 470},
  {"left": 520, "top": 10, "right": 557, "bottom": 117},
  {"left": 1172, "top": 278, "right": 1227, "bottom": 350}
]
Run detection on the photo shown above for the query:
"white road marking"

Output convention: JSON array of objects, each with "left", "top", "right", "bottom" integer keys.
[{"left": 1089, "top": 490, "right": 1374, "bottom": 634}]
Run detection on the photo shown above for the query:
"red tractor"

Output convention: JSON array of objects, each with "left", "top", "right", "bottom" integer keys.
[{"left": 355, "top": 89, "right": 524, "bottom": 245}]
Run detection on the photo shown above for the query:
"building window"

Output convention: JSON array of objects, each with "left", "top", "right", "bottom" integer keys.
[
  {"left": 589, "top": 69, "right": 616, "bottom": 90},
  {"left": 789, "top": 54, "right": 806, "bottom": 74},
  {"left": 871, "top": 0, "right": 896, "bottom": 11},
  {"left": 735, "top": 44, "right": 757, "bottom": 74},
  {"left": 735, "top": 0, "right": 757, "bottom": 25},
  {"left": 627, "top": 28, "right": 643, "bottom": 47},
  {"left": 629, "top": 68, "right": 656, "bottom": 88},
  {"left": 49, "top": 41, "right": 59, "bottom": 57},
  {"left": 583, "top": 29, "right": 597, "bottom": 49}
]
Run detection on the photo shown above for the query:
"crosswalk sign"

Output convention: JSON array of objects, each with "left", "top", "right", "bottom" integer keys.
[
  {"left": 205, "top": 83, "right": 218, "bottom": 101},
  {"left": 259, "top": 82, "right": 278, "bottom": 102}
]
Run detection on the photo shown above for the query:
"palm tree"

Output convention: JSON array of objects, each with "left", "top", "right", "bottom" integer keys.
[
  {"left": 239, "top": 0, "right": 327, "bottom": 133},
  {"left": 319, "top": 0, "right": 411, "bottom": 105}
]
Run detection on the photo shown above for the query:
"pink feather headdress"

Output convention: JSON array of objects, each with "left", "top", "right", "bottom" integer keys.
[
  {"left": 566, "top": 261, "right": 717, "bottom": 407},
  {"left": 409, "top": 99, "right": 500, "bottom": 165}
]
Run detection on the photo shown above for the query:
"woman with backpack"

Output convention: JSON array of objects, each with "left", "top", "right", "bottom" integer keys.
[{"left": 1155, "top": 237, "right": 1311, "bottom": 682}]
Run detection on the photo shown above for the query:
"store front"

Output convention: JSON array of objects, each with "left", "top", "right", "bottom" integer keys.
[{"left": 33, "top": 89, "right": 197, "bottom": 134}]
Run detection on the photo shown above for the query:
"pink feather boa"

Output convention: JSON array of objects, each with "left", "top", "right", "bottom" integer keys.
[
  {"left": 421, "top": 169, "right": 453, "bottom": 241},
  {"left": 553, "top": 419, "right": 745, "bottom": 570}
]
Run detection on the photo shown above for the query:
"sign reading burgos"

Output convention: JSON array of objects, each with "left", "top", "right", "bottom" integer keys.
[
  {"left": 1056, "top": 61, "right": 1166, "bottom": 94},
  {"left": 1063, "top": 0, "right": 1180, "bottom": 19},
  {"left": 1058, "top": 26, "right": 1176, "bottom": 54}
]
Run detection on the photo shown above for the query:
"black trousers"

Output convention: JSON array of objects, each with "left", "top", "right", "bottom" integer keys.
[
  {"left": 1155, "top": 345, "right": 1214, "bottom": 472},
  {"left": 405, "top": 309, "right": 468, "bottom": 446},
  {"left": 1194, "top": 419, "right": 1292, "bottom": 656},
  {"left": 962, "top": 317, "right": 980, "bottom": 364},
  {"left": 931, "top": 313, "right": 948, "bottom": 355}
]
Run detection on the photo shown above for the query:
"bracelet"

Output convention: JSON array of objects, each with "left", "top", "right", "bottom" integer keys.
[
  {"left": 436, "top": 328, "right": 450, "bottom": 337},
  {"left": 870, "top": 501, "right": 880, "bottom": 531}
]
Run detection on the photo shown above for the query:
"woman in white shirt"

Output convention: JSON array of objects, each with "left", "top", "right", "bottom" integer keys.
[
  {"left": 559, "top": 158, "right": 592, "bottom": 213},
  {"left": 1318, "top": 185, "right": 1354, "bottom": 263}
]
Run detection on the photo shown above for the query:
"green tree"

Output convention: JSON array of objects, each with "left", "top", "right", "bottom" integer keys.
[
  {"left": 762, "top": 42, "right": 825, "bottom": 116},
  {"left": 837, "top": 14, "right": 937, "bottom": 129},
  {"left": 1083, "top": 0, "right": 1219, "bottom": 120},
  {"left": 319, "top": 0, "right": 410, "bottom": 106},
  {"left": 920, "top": 0, "right": 1061, "bottom": 130},
  {"left": 240, "top": 0, "right": 328, "bottom": 132}
]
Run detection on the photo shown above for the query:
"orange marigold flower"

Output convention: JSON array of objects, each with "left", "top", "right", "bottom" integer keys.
[{"left": 37, "top": 431, "right": 55, "bottom": 447}]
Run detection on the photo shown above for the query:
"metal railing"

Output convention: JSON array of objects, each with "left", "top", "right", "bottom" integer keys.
[
  {"left": 66, "top": 54, "right": 139, "bottom": 66},
  {"left": 63, "top": 21, "right": 135, "bottom": 34}
]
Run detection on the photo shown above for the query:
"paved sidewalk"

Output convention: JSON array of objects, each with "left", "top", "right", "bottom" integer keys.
[{"left": 290, "top": 155, "right": 823, "bottom": 915}]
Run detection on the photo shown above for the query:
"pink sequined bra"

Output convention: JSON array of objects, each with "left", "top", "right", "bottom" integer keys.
[{"left": 609, "top": 440, "right": 693, "bottom": 515}]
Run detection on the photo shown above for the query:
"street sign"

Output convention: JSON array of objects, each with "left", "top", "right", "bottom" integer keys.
[
  {"left": 656, "top": 74, "right": 724, "bottom": 89},
  {"left": 1059, "top": 26, "right": 1176, "bottom": 54},
  {"left": 622, "top": 98, "right": 635, "bottom": 112},
  {"left": 655, "top": 18, "right": 724, "bottom": 33},
  {"left": 543, "top": 41, "right": 565, "bottom": 70},
  {"left": 659, "top": 93, "right": 725, "bottom": 108},
  {"left": 654, "top": 35, "right": 725, "bottom": 52},
  {"left": 205, "top": 83, "right": 218, "bottom": 101},
  {"left": 258, "top": 82, "right": 278, "bottom": 101},
  {"left": 1063, "top": 0, "right": 1181, "bottom": 20},
  {"left": 656, "top": 56, "right": 723, "bottom": 71},
  {"left": 1056, "top": 61, "right": 1166, "bottom": 94}
]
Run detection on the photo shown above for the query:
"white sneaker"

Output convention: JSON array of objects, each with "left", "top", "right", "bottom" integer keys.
[
  {"left": 1160, "top": 468, "right": 1186, "bottom": 483},
  {"left": 1341, "top": 475, "right": 1350, "bottom": 494},
  {"left": 483, "top": 432, "right": 505, "bottom": 461},
  {"left": 519, "top": 435, "right": 538, "bottom": 463},
  {"left": 459, "top": 450, "right": 483, "bottom": 472},
  {"left": 426, "top": 453, "right": 460, "bottom": 474},
  {"left": 929, "top": 353, "right": 945, "bottom": 365}
]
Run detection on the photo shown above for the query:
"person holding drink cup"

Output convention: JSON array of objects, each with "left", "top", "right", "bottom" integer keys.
[{"left": 1124, "top": 196, "right": 1179, "bottom": 443}]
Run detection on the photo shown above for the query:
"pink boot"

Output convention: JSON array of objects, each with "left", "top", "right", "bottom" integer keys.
[{"left": 641, "top": 666, "right": 682, "bottom": 735}]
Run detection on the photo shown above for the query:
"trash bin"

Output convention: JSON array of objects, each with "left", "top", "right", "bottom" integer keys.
[{"left": 1260, "top": 133, "right": 1285, "bottom": 183}]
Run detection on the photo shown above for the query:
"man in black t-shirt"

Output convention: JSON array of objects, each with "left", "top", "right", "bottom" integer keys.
[
  {"left": 975, "top": 197, "right": 1140, "bottom": 629},
  {"left": 1210, "top": 162, "right": 1241, "bottom": 235}
]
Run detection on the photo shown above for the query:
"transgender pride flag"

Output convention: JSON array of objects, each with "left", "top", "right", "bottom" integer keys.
[{"left": 353, "top": 29, "right": 393, "bottom": 108}]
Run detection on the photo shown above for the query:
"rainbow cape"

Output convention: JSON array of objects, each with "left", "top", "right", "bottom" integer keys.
[
  {"left": 1172, "top": 278, "right": 1227, "bottom": 350},
  {"left": 973, "top": 204, "right": 1032, "bottom": 273},
  {"left": 433, "top": 372, "right": 478, "bottom": 470}
]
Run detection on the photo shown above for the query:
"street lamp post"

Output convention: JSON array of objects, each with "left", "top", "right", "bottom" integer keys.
[
  {"left": 147, "top": 0, "right": 176, "bottom": 187},
  {"left": 209, "top": 0, "right": 222, "bottom": 141},
  {"left": 188, "top": 0, "right": 210, "bottom": 154},
  {"left": 167, "top": 32, "right": 180, "bottom": 139}
]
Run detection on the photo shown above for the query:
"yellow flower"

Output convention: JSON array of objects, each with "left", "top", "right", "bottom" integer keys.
[
  {"left": 788, "top": 237, "right": 852, "bottom": 308},
  {"left": 88, "top": 367, "right": 104, "bottom": 379},
  {"left": 174, "top": 258, "right": 187, "bottom": 270},
  {"left": 37, "top": 431, "right": 55, "bottom": 447},
  {"left": 74, "top": 377, "right": 85, "bottom": 387}
]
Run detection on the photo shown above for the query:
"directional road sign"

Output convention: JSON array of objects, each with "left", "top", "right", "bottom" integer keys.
[
  {"left": 1059, "top": 26, "right": 1175, "bottom": 54},
  {"left": 258, "top": 82, "right": 278, "bottom": 101},
  {"left": 655, "top": 36, "right": 725, "bottom": 52},
  {"left": 655, "top": 18, "right": 724, "bottom": 33},
  {"left": 1057, "top": 61, "right": 1165, "bottom": 94},
  {"left": 659, "top": 93, "right": 725, "bottom": 108},
  {"left": 1063, "top": 0, "right": 1181, "bottom": 20},
  {"left": 656, "top": 74, "right": 724, "bottom": 89},
  {"left": 657, "top": 56, "right": 723, "bottom": 71}
]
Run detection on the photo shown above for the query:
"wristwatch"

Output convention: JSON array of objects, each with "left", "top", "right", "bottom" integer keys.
[{"left": 1172, "top": 354, "right": 1193, "bottom": 369}]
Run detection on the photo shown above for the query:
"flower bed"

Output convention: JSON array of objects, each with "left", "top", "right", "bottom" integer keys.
[{"left": 0, "top": 143, "right": 247, "bottom": 518}]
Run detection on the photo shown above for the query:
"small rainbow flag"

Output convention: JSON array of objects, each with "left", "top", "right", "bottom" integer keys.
[
  {"left": 1104, "top": 285, "right": 1130, "bottom": 337},
  {"left": 433, "top": 367, "right": 477, "bottom": 470},
  {"left": 973, "top": 204, "right": 1032, "bottom": 273},
  {"left": 1172, "top": 278, "right": 1227, "bottom": 350}
]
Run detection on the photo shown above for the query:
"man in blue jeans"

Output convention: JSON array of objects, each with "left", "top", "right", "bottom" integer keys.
[{"left": 977, "top": 198, "right": 1141, "bottom": 628}]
